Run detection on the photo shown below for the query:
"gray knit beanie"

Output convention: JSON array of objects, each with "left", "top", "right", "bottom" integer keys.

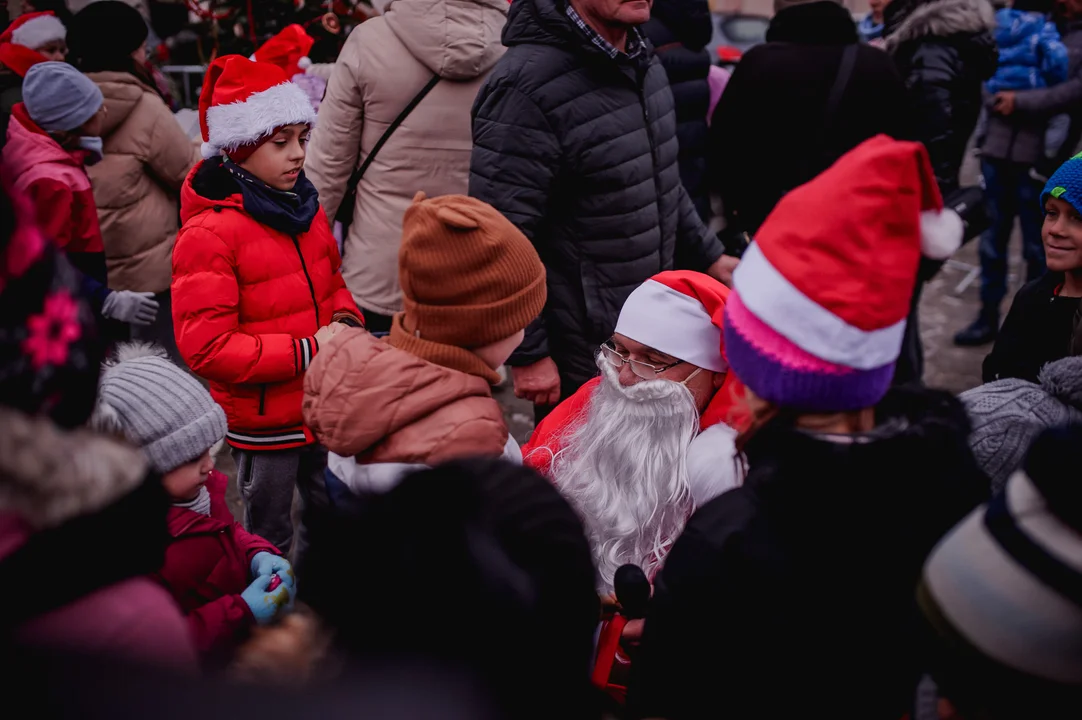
[
  {"left": 959, "top": 356, "right": 1082, "bottom": 493},
  {"left": 22, "top": 61, "right": 104, "bottom": 133},
  {"left": 91, "top": 344, "right": 227, "bottom": 473}
]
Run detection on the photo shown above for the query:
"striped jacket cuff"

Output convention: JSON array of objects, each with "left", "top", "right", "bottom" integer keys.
[
  {"left": 333, "top": 311, "right": 364, "bottom": 328},
  {"left": 295, "top": 336, "right": 317, "bottom": 374}
]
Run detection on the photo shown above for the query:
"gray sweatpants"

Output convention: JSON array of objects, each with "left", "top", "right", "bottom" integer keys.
[{"left": 231, "top": 445, "right": 328, "bottom": 569}]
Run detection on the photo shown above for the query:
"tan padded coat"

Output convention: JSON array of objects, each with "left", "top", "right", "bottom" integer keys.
[
  {"left": 88, "top": 71, "right": 201, "bottom": 293},
  {"left": 304, "top": 0, "right": 507, "bottom": 316}
]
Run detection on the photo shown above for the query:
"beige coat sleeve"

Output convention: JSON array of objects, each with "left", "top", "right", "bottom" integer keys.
[
  {"left": 305, "top": 54, "right": 365, "bottom": 222},
  {"left": 145, "top": 96, "right": 202, "bottom": 191}
]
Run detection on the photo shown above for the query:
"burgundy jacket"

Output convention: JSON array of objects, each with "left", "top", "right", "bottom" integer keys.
[{"left": 153, "top": 470, "right": 279, "bottom": 659}]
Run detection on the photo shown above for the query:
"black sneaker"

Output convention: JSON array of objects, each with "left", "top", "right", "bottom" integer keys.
[{"left": 954, "top": 309, "right": 999, "bottom": 346}]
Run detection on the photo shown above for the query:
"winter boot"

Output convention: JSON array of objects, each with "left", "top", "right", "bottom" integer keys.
[{"left": 954, "top": 306, "right": 999, "bottom": 346}]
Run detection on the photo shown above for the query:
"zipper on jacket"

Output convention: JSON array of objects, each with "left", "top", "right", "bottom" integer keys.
[
  {"left": 258, "top": 384, "right": 267, "bottom": 416},
  {"left": 291, "top": 235, "right": 320, "bottom": 328},
  {"left": 638, "top": 81, "right": 664, "bottom": 266}
]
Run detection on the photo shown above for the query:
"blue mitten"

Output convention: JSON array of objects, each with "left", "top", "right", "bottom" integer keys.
[
  {"left": 251, "top": 551, "right": 296, "bottom": 606},
  {"left": 241, "top": 574, "right": 290, "bottom": 625}
]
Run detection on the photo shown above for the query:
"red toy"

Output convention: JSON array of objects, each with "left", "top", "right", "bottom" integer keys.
[{"left": 267, "top": 574, "right": 283, "bottom": 592}]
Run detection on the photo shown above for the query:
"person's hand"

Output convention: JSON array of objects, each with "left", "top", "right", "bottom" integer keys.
[
  {"left": 993, "top": 91, "right": 1017, "bottom": 116},
  {"left": 250, "top": 551, "right": 292, "bottom": 581},
  {"left": 512, "top": 357, "right": 561, "bottom": 406},
  {"left": 706, "top": 255, "right": 740, "bottom": 287},
  {"left": 240, "top": 574, "right": 291, "bottom": 625},
  {"left": 314, "top": 323, "right": 344, "bottom": 348},
  {"left": 102, "top": 290, "right": 159, "bottom": 325}
]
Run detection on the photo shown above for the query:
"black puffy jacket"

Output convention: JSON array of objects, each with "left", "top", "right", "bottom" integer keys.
[
  {"left": 469, "top": 0, "right": 723, "bottom": 397},
  {"left": 642, "top": 0, "right": 713, "bottom": 222},
  {"left": 885, "top": 0, "right": 997, "bottom": 195}
]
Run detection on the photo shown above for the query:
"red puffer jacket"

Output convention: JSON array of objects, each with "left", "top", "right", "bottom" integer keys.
[
  {"left": 173, "top": 160, "right": 361, "bottom": 450},
  {"left": 154, "top": 470, "right": 280, "bottom": 661}
]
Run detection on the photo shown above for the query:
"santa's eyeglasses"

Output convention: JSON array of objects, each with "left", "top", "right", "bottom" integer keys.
[{"left": 600, "top": 341, "right": 684, "bottom": 380}]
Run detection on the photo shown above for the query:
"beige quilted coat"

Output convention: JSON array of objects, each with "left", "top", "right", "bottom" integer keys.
[
  {"left": 305, "top": 0, "right": 507, "bottom": 316},
  {"left": 88, "top": 71, "right": 201, "bottom": 293}
]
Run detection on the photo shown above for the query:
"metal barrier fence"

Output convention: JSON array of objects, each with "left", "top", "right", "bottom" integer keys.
[{"left": 161, "top": 65, "right": 207, "bottom": 110}]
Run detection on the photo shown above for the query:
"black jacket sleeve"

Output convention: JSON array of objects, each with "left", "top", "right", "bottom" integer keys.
[
  {"left": 470, "top": 79, "right": 561, "bottom": 365},
  {"left": 674, "top": 182, "right": 725, "bottom": 271},
  {"left": 904, "top": 44, "right": 963, "bottom": 192},
  {"left": 982, "top": 282, "right": 1039, "bottom": 383}
]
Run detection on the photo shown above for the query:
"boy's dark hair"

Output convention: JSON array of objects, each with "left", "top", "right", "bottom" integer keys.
[{"left": 300, "top": 457, "right": 601, "bottom": 718}]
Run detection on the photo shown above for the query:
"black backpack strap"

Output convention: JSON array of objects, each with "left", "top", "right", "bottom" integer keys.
[
  {"left": 342, "top": 74, "right": 441, "bottom": 197},
  {"left": 805, "top": 43, "right": 859, "bottom": 180}
]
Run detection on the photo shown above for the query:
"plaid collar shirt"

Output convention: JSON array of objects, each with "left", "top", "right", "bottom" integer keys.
[{"left": 565, "top": 3, "right": 644, "bottom": 59}]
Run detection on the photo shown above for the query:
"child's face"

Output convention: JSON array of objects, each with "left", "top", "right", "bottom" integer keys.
[
  {"left": 238, "top": 124, "right": 310, "bottom": 191},
  {"left": 1043, "top": 196, "right": 1082, "bottom": 272},
  {"left": 77, "top": 104, "right": 107, "bottom": 138},
  {"left": 162, "top": 449, "right": 214, "bottom": 502},
  {"left": 34, "top": 39, "right": 67, "bottom": 62}
]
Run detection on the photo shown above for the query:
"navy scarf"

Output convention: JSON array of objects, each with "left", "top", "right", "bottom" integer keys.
[{"left": 222, "top": 158, "right": 321, "bottom": 236}]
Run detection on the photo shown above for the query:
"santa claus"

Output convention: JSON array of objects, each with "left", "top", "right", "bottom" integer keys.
[{"left": 523, "top": 270, "right": 746, "bottom": 593}]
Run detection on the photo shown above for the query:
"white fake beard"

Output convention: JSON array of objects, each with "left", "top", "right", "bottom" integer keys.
[{"left": 549, "top": 357, "right": 699, "bottom": 594}]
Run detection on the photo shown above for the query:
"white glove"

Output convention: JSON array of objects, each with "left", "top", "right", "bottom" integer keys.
[{"left": 103, "top": 291, "right": 159, "bottom": 326}]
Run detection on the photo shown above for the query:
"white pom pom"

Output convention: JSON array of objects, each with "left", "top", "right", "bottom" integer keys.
[
  {"left": 201, "top": 142, "right": 219, "bottom": 159},
  {"left": 920, "top": 208, "right": 964, "bottom": 260},
  {"left": 297, "top": 56, "right": 312, "bottom": 70},
  {"left": 248, "top": 53, "right": 258, "bottom": 61}
]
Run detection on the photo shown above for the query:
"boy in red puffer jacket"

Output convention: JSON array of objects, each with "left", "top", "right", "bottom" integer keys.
[
  {"left": 91, "top": 343, "right": 295, "bottom": 667},
  {"left": 172, "top": 55, "right": 362, "bottom": 564}
]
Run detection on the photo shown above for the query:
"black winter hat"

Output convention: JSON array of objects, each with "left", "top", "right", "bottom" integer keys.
[
  {"left": 0, "top": 178, "right": 103, "bottom": 428},
  {"left": 68, "top": 0, "right": 148, "bottom": 73},
  {"left": 301, "top": 457, "right": 600, "bottom": 717}
]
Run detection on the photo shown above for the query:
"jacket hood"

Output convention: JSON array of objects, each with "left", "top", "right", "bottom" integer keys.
[
  {"left": 649, "top": 0, "right": 712, "bottom": 50},
  {"left": 382, "top": 0, "right": 508, "bottom": 80},
  {"left": 179, "top": 159, "right": 245, "bottom": 223},
  {"left": 303, "top": 328, "right": 509, "bottom": 463},
  {"left": 0, "top": 408, "right": 149, "bottom": 531},
  {"left": 3, "top": 106, "right": 80, "bottom": 179},
  {"left": 884, "top": 0, "right": 996, "bottom": 49},
  {"left": 766, "top": 1, "right": 861, "bottom": 44},
  {"left": 88, "top": 71, "right": 149, "bottom": 137}
]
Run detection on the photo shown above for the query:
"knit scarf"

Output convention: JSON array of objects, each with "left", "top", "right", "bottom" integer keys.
[
  {"left": 173, "top": 486, "right": 211, "bottom": 516},
  {"left": 222, "top": 158, "right": 320, "bottom": 236},
  {"left": 388, "top": 313, "right": 502, "bottom": 385}
]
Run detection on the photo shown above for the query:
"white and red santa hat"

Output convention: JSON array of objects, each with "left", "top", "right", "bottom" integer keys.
[
  {"left": 0, "top": 11, "right": 66, "bottom": 78},
  {"left": 198, "top": 54, "right": 317, "bottom": 160},
  {"left": 249, "top": 24, "right": 314, "bottom": 78},
  {"left": 724, "top": 135, "right": 964, "bottom": 413},
  {"left": 614, "top": 270, "right": 730, "bottom": 373}
]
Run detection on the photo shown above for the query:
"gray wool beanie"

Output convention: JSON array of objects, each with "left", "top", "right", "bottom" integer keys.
[
  {"left": 959, "top": 356, "right": 1082, "bottom": 493},
  {"left": 22, "top": 61, "right": 104, "bottom": 133},
  {"left": 91, "top": 343, "right": 227, "bottom": 474}
]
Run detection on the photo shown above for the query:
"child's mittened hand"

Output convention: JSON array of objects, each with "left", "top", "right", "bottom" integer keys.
[
  {"left": 102, "top": 291, "right": 160, "bottom": 325},
  {"left": 251, "top": 551, "right": 291, "bottom": 580},
  {"left": 314, "top": 324, "right": 339, "bottom": 348},
  {"left": 241, "top": 574, "right": 291, "bottom": 625}
]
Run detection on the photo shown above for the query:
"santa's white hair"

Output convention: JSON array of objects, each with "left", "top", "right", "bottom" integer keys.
[{"left": 546, "top": 357, "right": 699, "bottom": 594}]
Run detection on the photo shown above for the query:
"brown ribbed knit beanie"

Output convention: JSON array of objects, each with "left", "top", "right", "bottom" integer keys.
[{"left": 398, "top": 193, "right": 546, "bottom": 348}]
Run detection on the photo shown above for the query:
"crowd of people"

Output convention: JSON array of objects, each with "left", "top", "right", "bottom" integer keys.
[{"left": 2, "top": 0, "right": 1082, "bottom": 717}]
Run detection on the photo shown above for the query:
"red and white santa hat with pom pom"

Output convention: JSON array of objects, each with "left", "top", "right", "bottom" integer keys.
[
  {"left": 198, "top": 54, "right": 317, "bottom": 160},
  {"left": 249, "top": 24, "right": 314, "bottom": 78},
  {"left": 0, "top": 11, "right": 66, "bottom": 77}
]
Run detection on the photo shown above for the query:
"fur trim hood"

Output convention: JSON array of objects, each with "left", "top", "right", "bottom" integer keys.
[
  {"left": 885, "top": 0, "right": 996, "bottom": 50},
  {"left": 0, "top": 408, "right": 148, "bottom": 530}
]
